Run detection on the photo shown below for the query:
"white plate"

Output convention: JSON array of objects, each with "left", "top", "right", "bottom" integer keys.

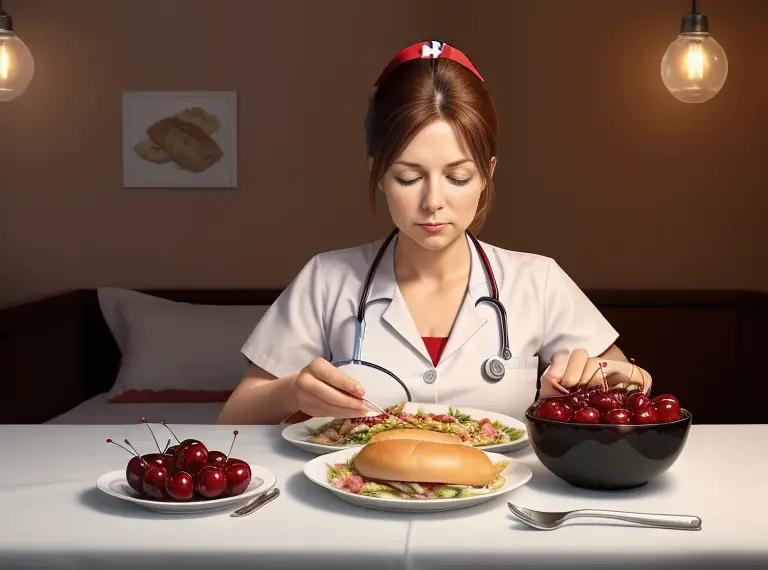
[
  {"left": 96, "top": 460, "right": 276, "bottom": 514},
  {"left": 303, "top": 447, "right": 532, "bottom": 513},
  {"left": 282, "top": 402, "right": 529, "bottom": 455}
]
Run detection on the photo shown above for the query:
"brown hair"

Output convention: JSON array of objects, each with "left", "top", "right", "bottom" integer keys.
[{"left": 364, "top": 57, "right": 499, "bottom": 235}]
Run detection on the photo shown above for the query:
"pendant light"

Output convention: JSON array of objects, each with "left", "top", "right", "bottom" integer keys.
[
  {"left": 660, "top": 0, "right": 728, "bottom": 103},
  {"left": 0, "top": 0, "right": 35, "bottom": 102}
]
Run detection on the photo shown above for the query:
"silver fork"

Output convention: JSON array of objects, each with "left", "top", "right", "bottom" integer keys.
[
  {"left": 508, "top": 503, "right": 702, "bottom": 531},
  {"left": 327, "top": 384, "right": 398, "bottom": 419},
  {"left": 230, "top": 488, "right": 280, "bottom": 517}
]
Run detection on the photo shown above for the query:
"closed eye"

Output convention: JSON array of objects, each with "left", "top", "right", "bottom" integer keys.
[
  {"left": 394, "top": 176, "right": 473, "bottom": 187},
  {"left": 448, "top": 176, "right": 472, "bottom": 186}
]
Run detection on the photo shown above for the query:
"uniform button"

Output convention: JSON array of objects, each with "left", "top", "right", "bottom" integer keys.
[{"left": 422, "top": 369, "right": 437, "bottom": 384}]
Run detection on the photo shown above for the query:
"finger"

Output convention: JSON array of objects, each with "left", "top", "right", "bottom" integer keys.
[
  {"left": 547, "top": 376, "right": 570, "bottom": 395},
  {"left": 561, "top": 348, "right": 589, "bottom": 388},
  {"left": 547, "top": 352, "right": 569, "bottom": 379},
  {"left": 579, "top": 357, "right": 604, "bottom": 387},
  {"left": 540, "top": 353, "right": 569, "bottom": 394},
  {"left": 307, "top": 357, "right": 365, "bottom": 396},
  {"left": 296, "top": 370, "right": 368, "bottom": 412},
  {"left": 298, "top": 390, "right": 370, "bottom": 418}
]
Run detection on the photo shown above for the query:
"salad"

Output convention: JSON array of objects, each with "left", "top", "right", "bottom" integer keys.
[
  {"left": 306, "top": 403, "right": 526, "bottom": 447},
  {"left": 326, "top": 454, "right": 510, "bottom": 500}
]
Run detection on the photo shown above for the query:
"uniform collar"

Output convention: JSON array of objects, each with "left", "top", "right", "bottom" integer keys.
[
  {"left": 364, "top": 232, "right": 494, "bottom": 366},
  {"left": 366, "top": 232, "right": 493, "bottom": 303}
]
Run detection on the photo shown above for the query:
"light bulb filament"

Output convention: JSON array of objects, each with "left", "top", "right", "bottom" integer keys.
[
  {"left": 0, "top": 44, "right": 9, "bottom": 80},
  {"left": 686, "top": 44, "right": 704, "bottom": 81}
]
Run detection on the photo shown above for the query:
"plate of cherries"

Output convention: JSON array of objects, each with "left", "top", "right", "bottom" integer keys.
[{"left": 97, "top": 419, "right": 276, "bottom": 514}]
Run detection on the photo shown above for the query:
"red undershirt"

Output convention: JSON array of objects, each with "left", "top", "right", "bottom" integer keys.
[
  {"left": 421, "top": 336, "right": 449, "bottom": 367},
  {"left": 284, "top": 337, "right": 448, "bottom": 424}
]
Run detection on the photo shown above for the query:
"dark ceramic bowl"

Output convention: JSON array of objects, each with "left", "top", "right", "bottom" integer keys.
[{"left": 524, "top": 405, "right": 692, "bottom": 491}]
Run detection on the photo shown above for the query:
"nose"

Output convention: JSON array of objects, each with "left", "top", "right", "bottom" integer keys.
[{"left": 421, "top": 176, "right": 446, "bottom": 212}]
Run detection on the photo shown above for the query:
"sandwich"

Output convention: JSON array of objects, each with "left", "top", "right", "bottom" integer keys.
[
  {"left": 368, "top": 427, "right": 463, "bottom": 444},
  {"left": 326, "top": 439, "right": 509, "bottom": 500}
]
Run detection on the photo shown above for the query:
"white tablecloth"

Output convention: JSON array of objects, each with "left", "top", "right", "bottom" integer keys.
[{"left": 0, "top": 424, "right": 766, "bottom": 569}]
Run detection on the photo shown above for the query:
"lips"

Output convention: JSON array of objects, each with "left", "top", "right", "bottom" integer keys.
[{"left": 418, "top": 223, "right": 448, "bottom": 233}]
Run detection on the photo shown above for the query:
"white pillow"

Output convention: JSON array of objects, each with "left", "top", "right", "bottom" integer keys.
[{"left": 97, "top": 287, "right": 269, "bottom": 403}]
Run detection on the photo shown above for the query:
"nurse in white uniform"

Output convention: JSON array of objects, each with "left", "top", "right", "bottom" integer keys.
[{"left": 217, "top": 41, "right": 651, "bottom": 425}]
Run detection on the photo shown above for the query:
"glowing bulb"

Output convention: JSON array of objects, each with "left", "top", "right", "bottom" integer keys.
[
  {"left": 0, "top": 43, "right": 9, "bottom": 79},
  {"left": 0, "top": 9, "right": 35, "bottom": 103},
  {"left": 660, "top": 2, "right": 727, "bottom": 104}
]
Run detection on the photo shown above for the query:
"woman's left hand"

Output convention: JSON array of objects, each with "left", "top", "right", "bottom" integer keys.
[{"left": 539, "top": 349, "right": 649, "bottom": 399}]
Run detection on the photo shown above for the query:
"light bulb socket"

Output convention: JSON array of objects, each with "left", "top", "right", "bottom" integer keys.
[
  {"left": 0, "top": 12, "right": 12, "bottom": 33},
  {"left": 680, "top": 12, "right": 708, "bottom": 34}
]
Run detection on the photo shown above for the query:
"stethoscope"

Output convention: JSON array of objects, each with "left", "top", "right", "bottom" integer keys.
[{"left": 331, "top": 228, "right": 512, "bottom": 402}]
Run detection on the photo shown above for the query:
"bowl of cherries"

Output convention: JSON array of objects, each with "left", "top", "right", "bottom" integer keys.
[
  {"left": 97, "top": 418, "right": 275, "bottom": 513},
  {"left": 524, "top": 360, "right": 691, "bottom": 491}
]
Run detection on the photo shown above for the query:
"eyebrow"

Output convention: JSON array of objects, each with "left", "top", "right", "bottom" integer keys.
[{"left": 394, "top": 159, "right": 474, "bottom": 168}]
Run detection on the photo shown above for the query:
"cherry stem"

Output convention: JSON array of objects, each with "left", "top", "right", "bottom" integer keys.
[
  {"left": 224, "top": 430, "right": 239, "bottom": 463},
  {"left": 106, "top": 438, "right": 150, "bottom": 469},
  {"left": 141, "top": 417, "right": 162, "bottom": 453},
  {"left": 106, "top": 438, "right": 136, "bottom": 457},
  {"left": 587, "top": 365, "right": 601, "bottom": 386},
  {"left": 159, "top": 420, "right": 181, "bottom": 444},
  {"left": 599, "top": 361, "right": 608, "bottom": 392},
  {"left": 162, "top": 438, "right": 171, "bottom": 454},
  {"left": 627, "top": 357, "right": 636, "bottom": 386}
]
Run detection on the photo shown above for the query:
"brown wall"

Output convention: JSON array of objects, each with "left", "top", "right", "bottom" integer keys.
[{"left": 0, "top": 0, "right": 766, "bottom": 306}]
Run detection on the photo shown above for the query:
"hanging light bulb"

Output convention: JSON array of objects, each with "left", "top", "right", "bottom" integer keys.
[
  {"left": 661, "top": 0, "right": 727, "bottom": 103},
  {"left": 0, "top": 0, "right": 35, "bottom": 103}
]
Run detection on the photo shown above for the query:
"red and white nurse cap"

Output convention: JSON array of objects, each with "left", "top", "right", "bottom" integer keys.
[{"left": 373, "top": 40, "right": 484, "bottom": 87}]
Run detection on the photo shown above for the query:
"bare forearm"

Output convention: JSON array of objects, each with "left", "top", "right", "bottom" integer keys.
[{"left": 216, "top": 374, "right": 299, "bottom": 425}]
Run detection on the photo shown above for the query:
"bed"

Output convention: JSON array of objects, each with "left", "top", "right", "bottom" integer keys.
[{"left": 1, "top": 286, "right": 767, "bottom": 425}]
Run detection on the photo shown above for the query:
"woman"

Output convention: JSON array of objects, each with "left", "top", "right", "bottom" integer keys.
[{"left": 217, "top": 41, "right": 649, "bottom": 425}]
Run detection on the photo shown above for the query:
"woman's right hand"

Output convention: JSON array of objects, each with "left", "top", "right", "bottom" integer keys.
[{"left": 291, "top": 357, "right": 372, "bottom": 418}]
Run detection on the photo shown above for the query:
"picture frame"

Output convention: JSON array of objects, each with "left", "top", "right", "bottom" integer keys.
[{"left": 122, "top": 90, "right": 238, "bottom": 189}]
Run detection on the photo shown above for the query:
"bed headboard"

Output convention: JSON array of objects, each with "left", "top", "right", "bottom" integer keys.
[{"left": 1, "top": 288, "right": 767, "bottom": 424}]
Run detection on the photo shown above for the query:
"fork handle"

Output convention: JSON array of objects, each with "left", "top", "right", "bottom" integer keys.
[{"left": 567, "top": 509, "right": 702, "bottom": 531}]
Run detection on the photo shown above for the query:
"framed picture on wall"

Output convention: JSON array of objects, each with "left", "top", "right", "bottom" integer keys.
[{"left": 122, "top": 90, "right": 238, "bottom": 189}]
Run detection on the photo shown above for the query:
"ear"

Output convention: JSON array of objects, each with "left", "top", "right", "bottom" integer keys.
[{"left": 489, "top": 156, "right": 497, "bottom": 177}]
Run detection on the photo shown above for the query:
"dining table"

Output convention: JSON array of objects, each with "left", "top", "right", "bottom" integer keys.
[{"left": 1, "top": 422, "right": 766, "bottom": 569}]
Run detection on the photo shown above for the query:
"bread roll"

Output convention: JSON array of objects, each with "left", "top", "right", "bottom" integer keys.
[
  {"left": 369, "top": 428, "right": 462, "bottom": 444},
  {"left": 146, "top": 117, "right": 223, "bottom": 173},
  {"left": 353, "top": 439, "right": 499, "bottom": 487}
]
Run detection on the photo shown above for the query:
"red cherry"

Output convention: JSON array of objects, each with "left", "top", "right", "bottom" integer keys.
[
  {"left": 562, "top": 388, "right": 589, "bottom": 409},
  {"left": 589, "top": 392, "right": 620, "bottom": 414},
  {"left": 225, "top": 462, "right": 252, "bottom": 496},
  {"left": 626, "top": 391, "right": 650, "bottom": 413},
  {"left": 607, "top": 387, "right": 627, "bottom": 406},
  {"left": 652, "top": 398, "right": 682, "bottom": 422},
  {"left": 142, "top": 465, "right": 169, "bottom": 499},
  {"left": 196, "top": 465, "right": 227, "bottom": 498},
  {"left": 604, "top": 408, "right": 632, "bottom": 424},
  {"left": 572, "top": 407, "right": 600, "bottom": 424},
  {"left": 219, "top": 430, "right": 252, "bottom": 496},
  {"left": 124, "top": 455, "right": 148, "bottom": 495},
  {"left": 166, "top": 471, "right": 194, "bottom": 501},
  {"left": 107, "top": 438, "right": 160, "bottom": 497},
  {"left": 652, "top": 393, "right": 680, "bottom": 406},
  {"left": 176, "top": 442, "right": 209, "bottom": 475},
  {"left": 632, "top": 407, "right": 660, "bottom": 425},
  {"left": 208, "top": 451, "right": 227, "bottom": 467},
  {"left": 534, "top": 398, "right": 572, "bottom": 422}
]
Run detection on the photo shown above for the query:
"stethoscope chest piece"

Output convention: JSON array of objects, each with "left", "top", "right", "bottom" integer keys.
[{"left": 482, "top": 355, "right": 506, "bottom": 383}]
